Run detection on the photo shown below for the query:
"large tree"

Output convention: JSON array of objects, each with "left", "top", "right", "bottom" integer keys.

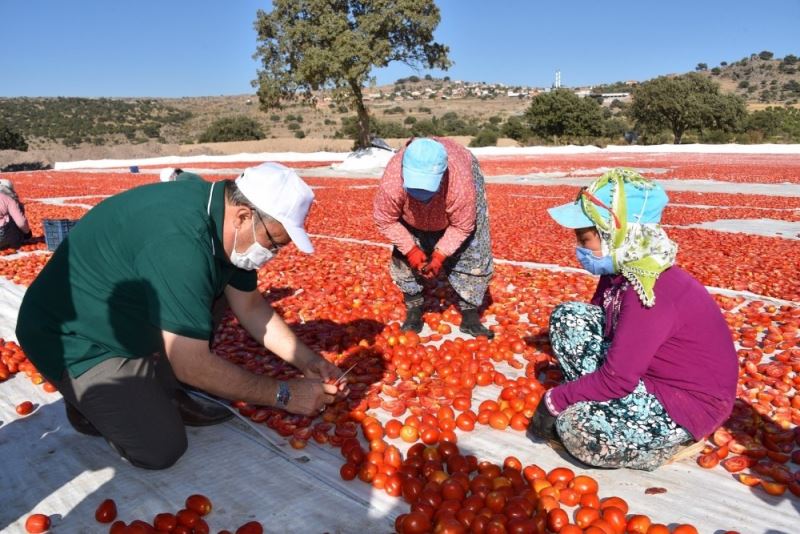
[
  {"left": 0, "top": 124, "right": 28, "bottom": 151},
  {"left": 630, "top": 73, "right": 746, "bottom": 144},
  {"left": 253, "top": 0, "right": 451, "bottom": 148},
  {"left": 524, "top": 89, "right": 604, "bottom": 139}
]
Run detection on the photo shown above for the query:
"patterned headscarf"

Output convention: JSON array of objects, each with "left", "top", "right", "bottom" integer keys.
[{"left": 580, "top": 169, "right": 677, "bottom": 307}]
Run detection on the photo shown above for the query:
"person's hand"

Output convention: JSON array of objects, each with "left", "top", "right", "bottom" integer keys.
[
  {"left": 527, "top": 396, "right": 559, "bottom": 442},
  {"left": 303, "top": 356, "right": 341, "bottom": 382},
  {"left": 284, "top": 378, "right": 338, "bottom": 416},
  {"left": 405, "top": 246, "right": 427, "bottom": 272},
  {"left": 422, "top": 249, "right": 447, "bottom": 279}
]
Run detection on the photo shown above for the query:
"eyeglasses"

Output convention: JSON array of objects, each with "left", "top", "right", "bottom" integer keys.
[{"left": 254, "top": 210, "right": 283, "bottom": 254}]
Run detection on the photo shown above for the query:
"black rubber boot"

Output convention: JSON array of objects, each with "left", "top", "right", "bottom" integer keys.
[
  {"left": 400, "top": 292, "right": 424, "bottom": 333},
  {"left": 459, "top": 306, "right": 494, "bottom": 339}
]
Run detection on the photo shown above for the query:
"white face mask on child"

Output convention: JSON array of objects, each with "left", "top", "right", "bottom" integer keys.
[{"left": 230, "top": 217, "right": 274, "bottom": 270}]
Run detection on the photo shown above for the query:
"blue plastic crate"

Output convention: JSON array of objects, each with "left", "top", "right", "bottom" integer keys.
[{"left": 43, "top": 219, "right": 78, "bottom": 251}]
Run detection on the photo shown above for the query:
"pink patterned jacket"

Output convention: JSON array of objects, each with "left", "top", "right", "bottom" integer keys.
[{"left": 373, "top": 137, "right": 476, "bottom": 257}]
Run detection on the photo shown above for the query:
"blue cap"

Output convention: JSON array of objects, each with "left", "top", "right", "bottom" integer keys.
[
  {"left": 402, "top": 139, "right": 448, "bottom": 192},
  {"left": 548, "top": 180, "right": 669, "bottom": 229}
]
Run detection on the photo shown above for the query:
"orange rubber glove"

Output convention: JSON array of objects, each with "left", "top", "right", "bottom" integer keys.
[
  {"left": 422, "top": 249, "right": 447, "bottom": 278},
  {"left": 405, "top": 246, "right": 427, "bottom": 271}
]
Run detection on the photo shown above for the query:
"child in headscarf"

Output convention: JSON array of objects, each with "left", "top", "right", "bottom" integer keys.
[
  {"left": 530, "top": 169, "right": 737, "bottom": 470},
  {"left": 0, "top": 179, "right": 31, "bottom": 250}
]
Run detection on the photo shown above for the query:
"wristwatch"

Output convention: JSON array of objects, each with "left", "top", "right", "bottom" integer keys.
[{"left": 275, "top": 382, "right": 291, "bottom": 408}]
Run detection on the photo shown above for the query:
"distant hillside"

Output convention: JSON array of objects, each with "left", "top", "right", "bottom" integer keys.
[
  {"left": 0, "top": 97, "right": 191, "bottom": 149},
  {"left": 2, "top": 51, "right": 798, "bottom": 151},
  {"left": 694, "top": 50, "right": 800, "bottom": 106}
]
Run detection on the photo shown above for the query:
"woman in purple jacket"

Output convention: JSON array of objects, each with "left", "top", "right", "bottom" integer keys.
[{"left": 529, "top": 169, "right": 738, "bottom": 470}]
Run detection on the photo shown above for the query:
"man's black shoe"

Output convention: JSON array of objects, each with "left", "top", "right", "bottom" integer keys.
[{"left": 174, "top": 389, "right": 233, "bottom": 427}]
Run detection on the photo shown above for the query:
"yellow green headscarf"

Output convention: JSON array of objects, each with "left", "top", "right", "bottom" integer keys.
[{"left": 580, "top": 169, "right": 677, "bottom": 307}]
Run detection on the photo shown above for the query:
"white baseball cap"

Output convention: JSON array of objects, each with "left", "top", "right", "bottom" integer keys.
[
  {"left": 235, "top": 162, "right": 315, "bottom": 253},
  {"left": 159, "top": 168, "right": 176, "bottom": 182}
]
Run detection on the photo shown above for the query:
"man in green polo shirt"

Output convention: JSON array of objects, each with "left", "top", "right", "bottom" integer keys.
[
  {"left": 16, "top": 162, "right": 341, "bottom": 470},
  {"left": 159, "top": 167, "right": 204, "bottom": 182}
]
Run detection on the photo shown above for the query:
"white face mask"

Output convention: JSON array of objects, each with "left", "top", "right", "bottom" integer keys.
[{"left": 230, "top": 216, "right": 275, "bottom": 270}]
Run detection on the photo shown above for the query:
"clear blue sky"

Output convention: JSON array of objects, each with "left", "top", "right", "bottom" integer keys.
[{"left": 1, "top": 0, "right": 798, "bottom": 97}]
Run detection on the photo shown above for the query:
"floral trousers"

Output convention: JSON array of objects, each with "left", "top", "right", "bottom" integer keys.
[
  {"left": 389, "top": 156, "right": 493, "bottom": 308},
  {"left": 549, "top": 302, "right": 691, "bottom": 470}
]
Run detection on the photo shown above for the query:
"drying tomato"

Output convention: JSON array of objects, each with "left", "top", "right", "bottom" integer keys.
[
  {"left": 176, "top": 509, "right": 200, "bottom": 528},
  {"left": 94, "top": 499, "right": 117, "bottom": 523},
  {"left": 186, "top": 494, "right": 212, "bottom": 516},
  {"left": 722, "top": 456, "right": 749, "bottom": 473},
  {"left": 697, "top": 452, "right": 720, "bottom": 469},
  {"left": 235, "top": 521, "right": 264, "bottom": 534},
  {"left": 16, "top": 401, "right": 34, "bottom": 416},
  {"left": 24, "top": 514, "right": 50, "bottom": 533},
  {"left": 153, "top": 513, "right": 177, "bottom": 531}
]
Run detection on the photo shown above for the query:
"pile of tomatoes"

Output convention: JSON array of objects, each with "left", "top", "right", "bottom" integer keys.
[
  {"left": 1, "top": 159, "right": 798, "bottom": 532},
  {"left": 0, "top": 338, "right": 57, "bottom": 392},
  {"left": 693, "top": 299, "right": 800, "bottom": 498},
  {"left": 24, "top": 494, "right": 263, "bottom": 534}
]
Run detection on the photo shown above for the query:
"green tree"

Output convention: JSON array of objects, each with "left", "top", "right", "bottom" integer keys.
[
  {"left": 469, "top": 128, "right": 498, "bottom": 147},
  {"left": 524, "top": 90, "right": 604, "bottom": 139},
  {"left": 758, "top": 50, "right": 774, "bottom": 60},
  {"left": 629, "top": 73, "right": 746, "bottom": 144},
  {"left": 696, "top": 63, "right": 708, "bottom": 71},
  {"left": 253, "top": 0, "right": 451, "bottom": 149},
  {"left": 198, "top": 116, "right": 266, "bottom": 143},
  {"left": 0, "top": 124, "right": 28, "bottom": 151},
  {"left": 501, "top": 116, "right": 527, "bottom": 141}
]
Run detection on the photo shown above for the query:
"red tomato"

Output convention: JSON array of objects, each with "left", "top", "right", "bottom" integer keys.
[
  {"left": 672, "top": 525, "right": 699, "bottom": 534},
  {"left": 488, "top": 411, "right": 510, "bottom": 430},
  {"left": 185, "top": 494, "right": 212, "bottom": 516},
  {"left": 176, "top": 508, "right": 200, "bottom": 528},
  {"left": 760, "top": 480, "right": 787, "bottom": 496},
  {"left": 94, "top": 499, "right": 117, "bottom": 523},
  {"left": 109, "top": 521, "right": 128, "bottom": 534},
  {"left": 193, "top": 519, "right": 210, "bottom": 534},
  {"left": 722, "top": 456, "right": 749, "bottom": 473},
  {"left": 602, "top": 506, "right": 627, "bottom": 533},
  {"left": 153, "top": 513, "right": 178, "bottom": 531},
  {"left": 419, "top": 425, "right": 440, "bottom": 445},
  {"left": 599, "top": 496, "right": 628, "bottom": 515},
  {"left": 575, "top": 507, "right": 601, "bottom": 528},
  {"left": 625, "top": 514, "right": 651, "bottom": 534},
  {"left": 24, "top": 514, "right": 50, "bottom": 533},
  {"left": 547, "top": 467, "right": 575, "bottom": 485},
  {"left": 235, "top": 521, "right": 264, "bottom": 534},
  {"left": 696, "top": 452, "right": 720, "bottom": 469},
  {"left": 547, "top": 508, "right": 569, "bottom": 532},
  {"left": 363, "top": 422, "right": 384, "bottom": 441},
  {"left": 16, "top": 401, "right": 34, "bottom": 416},
  {"left": 400, "top": 511, "right": 431, "bottom": 534},
  {"left": 455, "top": 413, "right": 475, "bottom": 432},
  {"left": 569, "top": 475, "right": 598, "bottom": 495},
  {"left": 400, "top": 425, "right": 419, "bottom": 443},
  {"left": 128, "top": 520, "right": 157, "bottom": 534},
  {"left": 385, "top": 419, "right": 403, "bottom": 439}
]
